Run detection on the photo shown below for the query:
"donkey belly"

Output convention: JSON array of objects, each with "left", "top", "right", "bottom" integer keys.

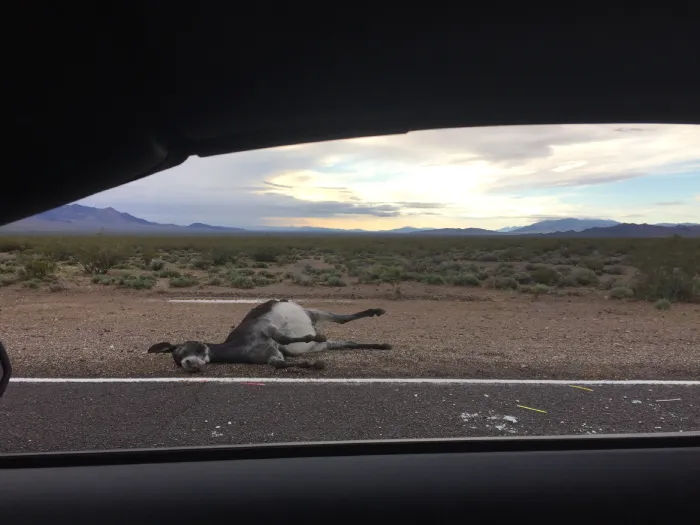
[{"left": 268, "top": 301, "right": 317, "bottom": 355}]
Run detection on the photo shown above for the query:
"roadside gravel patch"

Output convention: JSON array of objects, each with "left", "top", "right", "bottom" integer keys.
[{"left": 2, "top": 290, "right": 699, "bottom": 379}]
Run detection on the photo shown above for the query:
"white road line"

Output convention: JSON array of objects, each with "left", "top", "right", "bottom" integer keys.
[{"left": 10, "top": 377, "right": 700, "bottom": 385}]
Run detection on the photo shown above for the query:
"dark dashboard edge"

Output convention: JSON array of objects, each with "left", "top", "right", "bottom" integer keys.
[{"left": 2, "top": 431, "right": 698, "bottom": 469}]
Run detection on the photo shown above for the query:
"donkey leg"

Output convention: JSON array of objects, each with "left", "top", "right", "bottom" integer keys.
[
  {"left": 281, "top": 340, "right": 392, "bottom": 357},
  {"left": 268, "top": 355, "right": 325, "bottom": 370},
  {"left": 260, "top": 341, "right": 325, "bottom": 370},
  {"left": 263, "top": 324, "right": 327, "bottom": 345},
  {"left": 305, "top": 308, "right": 386, "bottom": 326}
]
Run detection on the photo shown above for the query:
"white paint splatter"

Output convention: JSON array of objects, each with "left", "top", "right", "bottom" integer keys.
[
  {"left": 460, "top": 412, "right": 479, "bottom": 421},
  {"left": 503, "top": 416, "right": 518, "bottom": 423},
  {"left": 632, "top": 400, "right": 642, "bottom": 404}
]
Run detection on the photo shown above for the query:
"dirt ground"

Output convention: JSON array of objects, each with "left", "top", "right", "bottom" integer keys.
[{"left": 1, "top": 285, "right": 699, "bottom": 380}]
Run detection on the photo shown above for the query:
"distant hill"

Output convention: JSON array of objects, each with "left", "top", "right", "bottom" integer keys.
[
  {"left": 409, "top": 227, "right": 501, "bottom": 236},
  {"left": 506, "top": 218, "right": 620, "bottom": 235},
  {"left": 0, "top": 205, "right": 697, "bottom": 238},
  {"left": 542, "top": 223, "right": 700, "bottom": 238},
  {"left": 0, "top": 204, "right": 246, "bottom": 234},
  {"left": 0, "top": 205, "right": 433, "bottom": 235}
]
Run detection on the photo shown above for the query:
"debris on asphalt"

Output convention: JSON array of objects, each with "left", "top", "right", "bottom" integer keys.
[
  {"left": 632, "top": 400, "right": 642, "bottom": 404},
  {"left": 569, "top": 385, "right": 594, "bottom": 392},
  {"left": 460, "top": 412, "right": 479, "bottom": 422},
  {"left": 517, "top": 405, "right": 547, "bottom": 414},
  {"left": 503, "top": 415, "right": 518, "bottom": 423}
]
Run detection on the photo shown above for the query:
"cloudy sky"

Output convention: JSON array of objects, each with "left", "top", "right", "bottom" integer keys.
[{"left": 78, "top": 124, "right": 700, "bottom": 230}]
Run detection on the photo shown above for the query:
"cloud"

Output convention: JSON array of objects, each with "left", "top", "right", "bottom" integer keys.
[
  {"left": 613, "top": 127, "right": 651, "bottom": 133},
  {"left": 655, "top": 200, "right": 685, "bottom": 206},
  {"left": 695, "top": 194, "right": 700, "bottom": 202},
  {"left": 263, "top": 181, "right": 293, "bottom": 189},
  {"left": 77, "top": 123, "right": 700, "bottom": 230}
]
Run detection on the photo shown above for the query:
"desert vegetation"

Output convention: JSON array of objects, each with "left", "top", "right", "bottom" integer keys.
[{"left": 0, "top": 234, "right": 698, "bottom": 305}]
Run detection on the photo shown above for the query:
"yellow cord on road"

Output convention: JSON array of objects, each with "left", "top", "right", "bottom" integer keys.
[{"left": 517, "top": 405, "right": 548, "bottom": 414}]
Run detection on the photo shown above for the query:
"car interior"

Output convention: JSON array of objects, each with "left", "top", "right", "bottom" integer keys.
[{"left": 2, "top": 5, "right": 699, "bottom": 523}]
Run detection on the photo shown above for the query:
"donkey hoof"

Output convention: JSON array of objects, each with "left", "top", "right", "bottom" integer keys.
[
  {"left": 371, "top": 308, "right": 386, "bottom": 317},
  {"left": 312, "top": 360, "right": 326, "bottom": 370},
  {"left": 314, "top": 334, "right": 327, "bottom": 343},
  {"left": 378, "top": 343, "right": 393, "bottom": 350}
]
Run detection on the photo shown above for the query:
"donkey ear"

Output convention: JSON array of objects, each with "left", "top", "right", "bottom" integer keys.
[{"left": 147, "top": 342, "right": 176, "bottom": 354}]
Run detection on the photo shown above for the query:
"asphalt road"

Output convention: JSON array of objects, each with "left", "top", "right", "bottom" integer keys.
[{"left": 1, "top": 381, "right": 698, "bottom": 453}]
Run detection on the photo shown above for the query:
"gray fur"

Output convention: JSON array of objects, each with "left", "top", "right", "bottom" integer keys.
[{"left": 147, "top": 299, "right": 391, "bottom": 373}]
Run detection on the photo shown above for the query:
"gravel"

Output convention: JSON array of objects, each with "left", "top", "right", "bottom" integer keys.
[{"left": 2, "top": 288, "right": 699, "bottom": 379}]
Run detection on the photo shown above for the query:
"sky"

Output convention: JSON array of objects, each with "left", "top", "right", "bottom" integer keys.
[{"left": 78, "top": 124, "right": 700, "bottom": 231}]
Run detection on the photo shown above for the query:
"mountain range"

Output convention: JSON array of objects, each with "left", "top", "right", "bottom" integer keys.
[{"left": 0, "top": 204, "right": 698, "bottom": 238}]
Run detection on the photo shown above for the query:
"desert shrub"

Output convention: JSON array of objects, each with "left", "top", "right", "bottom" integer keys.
[
  {"left": 325, "top": 275, "right": 347, "bottom": 287},
  {"left": 495, "top": 265, "right": 515, "bottom": 277},
  {"left": 437, "top": 261, "right": 465, "bottom": 274},
  {"left": 522, "top": 283, "right": 550, "bottom": 296},
  {"left": 0, "top": 274, "right": 17, "bottom": 287},
  {"left": 476, "top": 252, "right": 499, "bottom": 262},
  {"left": 610, "top": 286, "right": 633, "bottom": 299},
  {"left": 532, "top": 283, "right": 549, "bottom": 296},
  {"left": 494, "top": 276, "right": 518, "bottom": 290},
  {"left": 0, "top": 239, "right": 28, "bottom": 252},
  {"left": 581, "top": 256, "right": 605, "bottom": 272},
  {"left": 49, "top": 282, "right": 67, "bottom": 292},
  {"left": 140, "top": 248, "right": 157, "bottom": 267},
  {"left": 169, "top": 274, "right": 198, "bottom": 288},
  {"left": 209, "top": 247, "right": 239, "bottom": 266},
  {"left": 605, "top": 265, "right": 625, "bottom": 275},
  {"left": 226, "top": 269, "right": 256, "bottom": 289},
  {"left": 422, "top": 274, "right": 446, "bottom": 285},
  {"left": 190, "top": 258, "right": 213, "bottom": 270},
  {"left": 529, "top": 265, "right": 560, "bottom": 286},
  {"left": 357, "top": 265, "right": 404, "bottom": 284},
  {"left": 0, "top": 261, "right": 16, "bottom": 272},
  {"left": 19, "top": 256, "right": 56, "bottom": 280},
  {"left": 42, "top": 242, "right": 75, "bottom": 262},
  {"left": 149, "top": 259, "right": 165, "bottom": 271},
  {"left": 450, "top": 273, "right": 480, "bottom": 286},
  {"left": 654, "top": 298, "right": 671, "bottom": 310},
  {"left": 92, "top": 275, "right": 115, "bottom": 285},
  {"left": 513, "top": 272, "right": 532, "bottom": 284},
  {"left": 630, "top": 236, "right": 699, "bottom": 302},
  {"left": 598, "top": 276, "right": 621, "bottom": 290},
  {"left": 157, "top": 269, "right": 181, "bottom": 278},
  {"left": 570, "top": 268, "right": 599, "bottom": 286},
  {"left": 251, "top": 246, "right": 284, "bottom": 263},
  {"left": 289, "top": 273, "right": 314, "bottom": 287},
  {"left": 76, "top": 246, "right": 124, "bottom": 275},
  {"left": 118, "top": 275, "right": 156, "bottom": 290},
  {"left": 252, "top": 274, "right": 276, "bottom": 287}
]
